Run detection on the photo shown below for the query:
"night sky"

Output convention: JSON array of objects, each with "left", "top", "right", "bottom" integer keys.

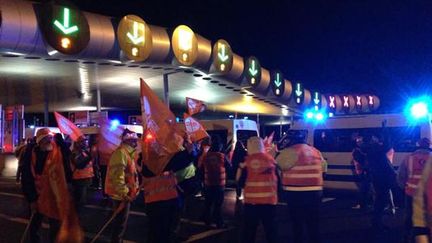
[{"left": 62, "top": 0, "right": 432, "bottom": 112}]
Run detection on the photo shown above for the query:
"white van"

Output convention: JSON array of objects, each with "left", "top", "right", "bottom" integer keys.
[
  {"left": 199, "top": 119, "right": 259, "bottom": 150},
  {"left": 290, "top": 113, "right": 432, "bottom": 190}
]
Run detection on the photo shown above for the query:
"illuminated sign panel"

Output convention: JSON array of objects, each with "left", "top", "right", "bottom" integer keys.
[
  {"left": 212, "top": 39, "right": 233, "bottom": 73},
  {"left": 117, "top": 15, "right": 152, "bottom": 61},
  {"left": 368, "top": 95, "right": 375, "bottom": 109},
  {"left": 39, "top": 4, "right": 90, "bottom": 54},
  {"left": 312, "top": 91, "right": 321, "bottom": 110},
  {"left": 245, "top": 57, "right": 261, "bottom": 86},
  {"left": 342, "top": 95, "right": 350, "bottom": 113},
  {"left": 328, "top": 95, "right": 337, "bottom": 113},
  {"left": 294, "top": 82, "right": 304, "bottom": 105},
  {"left": 270, "top": 71, "right": 284, "bottom": 97},
  {"left": 172, "top": 25, "right": 198, "bottom": 65},
  {"left": 355, "top": 95, "right": 363, "bottom": 112}
]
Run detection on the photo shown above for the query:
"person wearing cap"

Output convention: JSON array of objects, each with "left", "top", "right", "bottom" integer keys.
[
  {"left": 105, "top": 129, "right": 139, "bottom": 243},
  {"left": 20, "top": 128, "right": 83, "bottom": 242},
  {"left": 276, "top": 130, "right": 326, "bottom": 243},
  {"left": 237, "top": 136, "right": 279, "bottom": 243},
  {"left": 398, "top": 137, "right": 432, "bottom": 242},
  {"left": 70, "top": 135, "right": 93, "bottom": 213}
]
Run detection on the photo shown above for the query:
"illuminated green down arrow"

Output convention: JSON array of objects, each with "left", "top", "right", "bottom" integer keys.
[
  {"left": 295, "top": 83, "right": 303, "bottom": 96},
  {"left": 218, "top": 44, "right": 229, "bottom": 62},
  {"left": 127, "top": 21, "right": 145, "bottom": 45},
  {"left": 249, "top": 60, "right": 258, "bottom": 76},
  {"left": 274, "top": 73, "right": 282, "bottom": 87},
  {"left": 54, "top": 8, "right": 79, "bottom": 35},
  {"left": 314, "top": 92, "right": 320, "bottom": 104}
]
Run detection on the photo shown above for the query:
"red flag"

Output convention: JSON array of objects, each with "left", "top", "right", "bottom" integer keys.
[
  {"left": 97, "top": 118, "right": 123, "bottom": 163},
  {"left": 54, "top": 112, "right": 83, "bottom": 142},
  {"left": 186, "top": 97, "right": 206, "bottom": 116},
  {"left": 183, "top": 113, "right": 209, "bottom": 142},
  {"left": 141, "top": 78, "right": 184, "bottom": 175}
]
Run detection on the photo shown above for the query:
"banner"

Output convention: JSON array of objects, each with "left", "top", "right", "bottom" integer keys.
[
  {"left": 54, "top": 112, "right": 83, "bottom": 142},
  {"left": 97, "top": 118, "right": 123, "bottom": 161},
  {"left": 186, "top": 97, "right": 206, "bottom": 116},
  {"left": 183, "top": 113, "right": 209, "bottom": 142},
  {"left": 140, "top": 78, "right": 184, "bottom": 175}
]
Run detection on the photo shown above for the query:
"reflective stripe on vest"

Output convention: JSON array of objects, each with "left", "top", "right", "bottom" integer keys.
[
  {"left": 204, "top": 152, "right": 226, "bottom": 186},
  {"left": 281, "top": 144, "right": 323, "bottom": 191},
  {"left": 405, "top": 152, "right": 430, "bottom": 196},
  {"left": 143, "top": 172, "right": 178, "bottom": 203},
  {"left": 72, "top": 151, "right": 94, "bottom": 180},
  {"left": 244, "top": 153, "right": 278, "bottom": 205}
]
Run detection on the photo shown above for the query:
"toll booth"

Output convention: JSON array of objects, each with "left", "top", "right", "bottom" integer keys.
[{"left": 2, "top": 105, "right": 25, "bottom": 153}]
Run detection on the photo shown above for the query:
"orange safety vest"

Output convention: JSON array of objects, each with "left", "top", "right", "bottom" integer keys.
[
  {"left": 203, "top": 152, "right": 226, "bottom": 186},
  {"left": 281, "top": 144, "right": 323, "bottom": 191},
  {"left": 143, "top": 171, "right": 178, "bottom": 204},
  {"left": 105, "top": 147, "right": 139, "bottom": 199},
  {"left": 244, "top": 153, "right": 278, "bottom": 205},
  {"left": 405, "top": 151, "right": 430, "bottom": 196},
  {"left": 71, "top": 151, "right": 94, "bottom": 180},
  {"left": 31, "top": 143, "right": 67, "bottom": 219}
]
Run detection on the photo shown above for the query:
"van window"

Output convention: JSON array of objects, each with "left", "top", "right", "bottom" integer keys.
[
  {"left": 236, "top": 130, "right": 258, "bottom": 145},
  {"left": 207, "top": 130, "right": 228, "bottom": 147},
  {"left": 314, "top": 126, "right": 421, "bottom": 153}
]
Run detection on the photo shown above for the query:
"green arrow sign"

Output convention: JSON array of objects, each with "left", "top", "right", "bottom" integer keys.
[
  {"left": 274, "top": 73, "right": 282, "bottom": 87},
  {"left": 218, "top": 44, "right": 229, "bottom": 62},
  {"left": 54, "top": 8, "right": 79, "bottom": 35},
  {"left": 314, "top": 92, "right": 320, "bottom": 104},
  {"left": 249, "top": 60, "right": 258, "bottom": 76},
  {"left": 126, "top": 21, "right": 145, "bottom": 45},
  {"left": 295, "top": 83, "right": 303, "bottom": 97}
]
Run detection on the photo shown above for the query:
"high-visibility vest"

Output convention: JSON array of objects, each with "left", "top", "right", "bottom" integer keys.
[
  {"left": 203, "top": 152, "right": 226, "bottom": 186},
  {"left": 143, "top": 171, "right": 178, "bottom": 204},
  {"left": 105, "top": 146, "right": 139, "bottom": 200},
  {"left": 281, "top": 144, "right": 323, "bottom": 191},
  {"left": 31, "top": 143, "right": 65, "bottom": 219},
  {"left": 71, "top": 151, "right": 94, "bottom": 180},
  {"left": 405, "top": 150, "right": 431, "bottom": 196},
  {"left": 244, "top": 153, "right": 278, "bottom": 205}
]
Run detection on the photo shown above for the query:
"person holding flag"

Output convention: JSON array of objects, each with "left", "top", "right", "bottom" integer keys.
[
  {"left": 105, "top": 129, "right": 139, "bottom": 243},
  {"left": 20, "top": 127, "right": 83, "bottom": 243}
]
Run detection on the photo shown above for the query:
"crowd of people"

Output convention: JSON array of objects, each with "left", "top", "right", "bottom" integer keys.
[
  {"left": 350, "top": 126, "right": 432, "bottom": 243},
  {"left": 13, "top": 123, "right": 432, "bottom": 243}
]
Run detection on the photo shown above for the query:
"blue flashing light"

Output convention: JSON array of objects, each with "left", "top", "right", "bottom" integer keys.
[
  {"left": 329, "top": 112, "right": 334, "bottom": 118},
  {"left": 228, "top": 115, "right": 234, "bottom": 119},
  {"left": 110, "top": 119, "right": 120, "bottom": 130},
  {"left": 304, "top": 109, "right": 327, "bottom": 123},
  {"left": 405, "top": 96, "right": 431, "bottom": 121},
  {"left": 315, "top": 112, "right": 324, "bottom": 121},
  {"left": 29, "top": 125, "right": 35, "bottom": 129},
  {"left": 305, "top": 111, "right": 314, "bottom": 119},
  {"left": 244, "top": 116, "right": 249, "bottom": 120}
]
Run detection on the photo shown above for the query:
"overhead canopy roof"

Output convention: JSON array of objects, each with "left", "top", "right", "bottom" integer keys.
[{"left": 0, "top": 0, "right": 319, "bottom": 117}]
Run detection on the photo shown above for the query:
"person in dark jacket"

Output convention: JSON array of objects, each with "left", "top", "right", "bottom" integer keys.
[
  {"left": 232, "top": 141, "right": 248, "bottom": 200},
  {"left": 363, "top": 128, "right": 398, "bottom": 230}
]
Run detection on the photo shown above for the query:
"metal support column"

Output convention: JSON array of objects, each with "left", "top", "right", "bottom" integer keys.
[
  {"left": 43, "top": 80, "right": 49, "bottom": 126},
  {"left": 163, "top": 73, "right": 170, "bottom": 109},
  {"left": 96, "top": 81, "right": 102, "bottom": 112}
]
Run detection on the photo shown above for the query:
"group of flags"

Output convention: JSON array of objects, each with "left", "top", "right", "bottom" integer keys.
[{"left": 54, "top": 78, "right": 210, "bottom": 176}]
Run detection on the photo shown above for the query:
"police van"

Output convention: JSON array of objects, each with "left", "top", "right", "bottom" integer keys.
[{"left": 290, "top": 113, "right": 432, "bottom": 190}]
